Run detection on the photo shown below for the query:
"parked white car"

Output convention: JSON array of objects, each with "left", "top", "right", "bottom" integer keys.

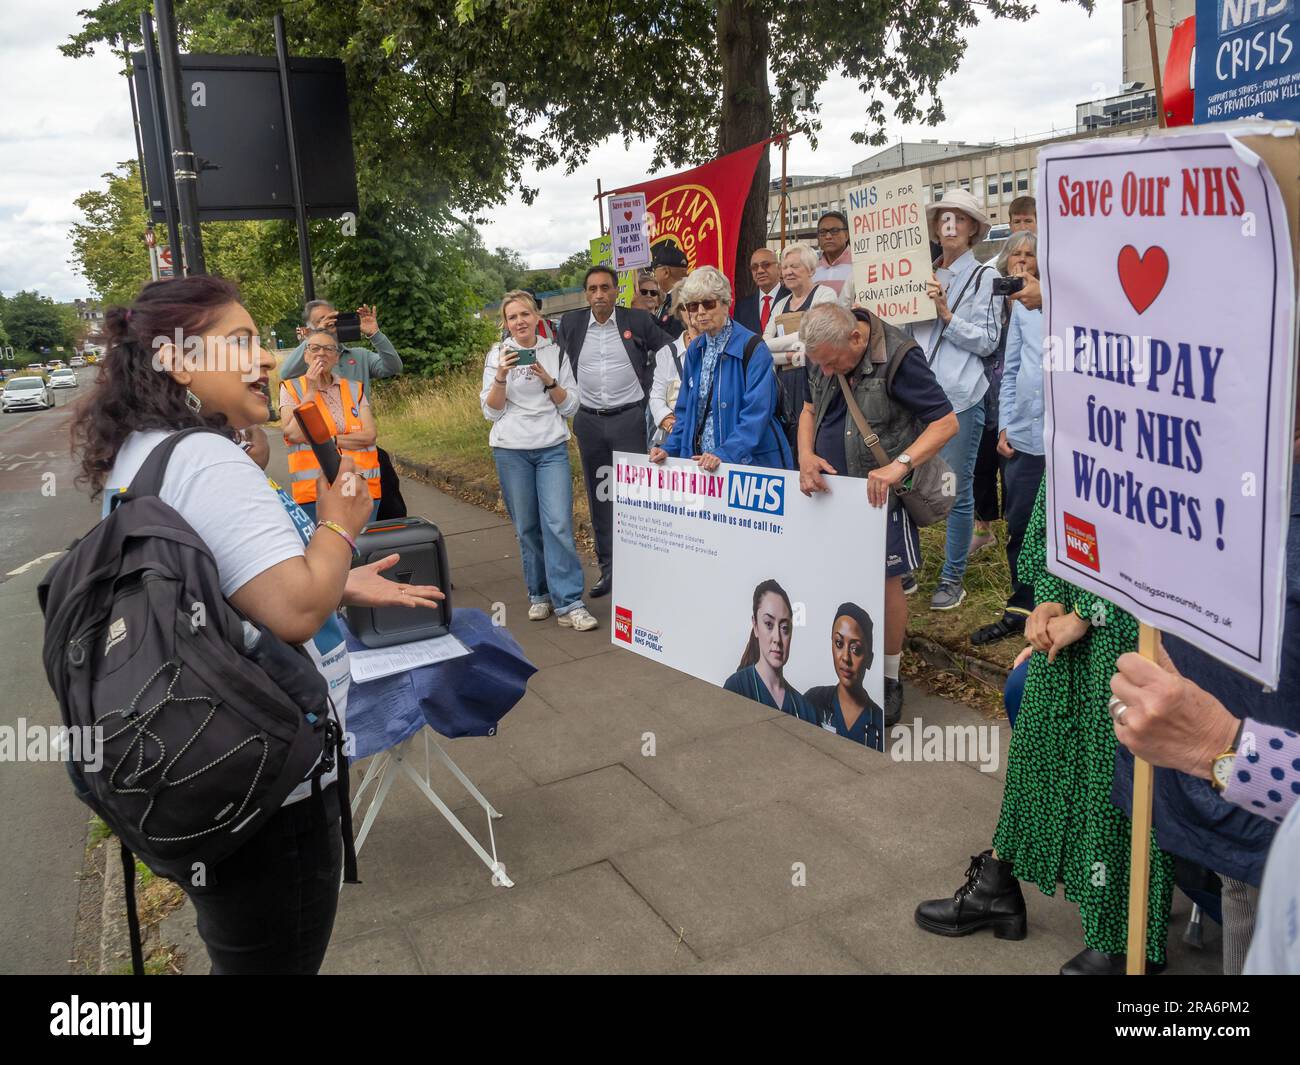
[
  {"left": 70, "top": 356, "right": 87, "bottom": 368},
  {"left": 50, "top": 368, "right": 79, "bottom": 389},
  {"left": 2, "top": 376, "right": 54, "bottom": 412}
]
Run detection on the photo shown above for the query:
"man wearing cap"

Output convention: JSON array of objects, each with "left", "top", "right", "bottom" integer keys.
[
  {"left": 814, "top": 211, "right": 855, "bottom": 308},
  {"left": 911, "top": 188, "right": 1002, "bottom": 611},
  {"left": 652, "top": 242, "right": 690, "bottom": 338},
  {"left": 556, "top": 265, "right": 674, "bottom": 599}
]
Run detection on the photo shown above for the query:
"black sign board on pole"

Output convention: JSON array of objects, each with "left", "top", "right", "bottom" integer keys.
[{"left": 130, "top": 52, "right": 360, "bottom": 223}]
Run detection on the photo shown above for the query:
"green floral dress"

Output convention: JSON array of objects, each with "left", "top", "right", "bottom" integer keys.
[{"left": 991, "top": 479, "right": 1175, "bottom": 963}]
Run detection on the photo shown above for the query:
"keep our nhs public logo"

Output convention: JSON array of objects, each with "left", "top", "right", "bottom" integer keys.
[
  {"left": 1216, "top": 0, "right": 1293, "bottom": 37},
  {"left": 726, "top": 470, "right": 785, "bottom": 515}
]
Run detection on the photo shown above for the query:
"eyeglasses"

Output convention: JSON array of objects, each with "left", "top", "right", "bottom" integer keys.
[
  {"left": 639, "top": 288, "right": 659, "bottom": 297},
  {"left": 306, "top": 343, "right": 338, "bottom": 355},
  {"left": 684, "top": 300, "right": 719, "bottom": 313},
  {"left": 750, "top": 261, "right": 777, "bottom": 271},
  {"left": 817, "top": 226, "right": 847, "bottom": 237}
]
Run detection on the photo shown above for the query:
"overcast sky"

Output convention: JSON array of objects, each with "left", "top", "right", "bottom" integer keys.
[{"left": 0, "top": 0, "right": 1125, "bottom": 302}]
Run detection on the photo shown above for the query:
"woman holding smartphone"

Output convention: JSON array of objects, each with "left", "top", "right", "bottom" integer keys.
[
  {"left": 79, "top": 275, "right": 443, "bottom": 973},
  {"left": 481, "top": 290, "right": 597, "bottom": 632}
]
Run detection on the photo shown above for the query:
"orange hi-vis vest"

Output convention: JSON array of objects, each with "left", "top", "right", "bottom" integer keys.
[{"left": 283, "top": 376, "right": 381, "bottom": 505}]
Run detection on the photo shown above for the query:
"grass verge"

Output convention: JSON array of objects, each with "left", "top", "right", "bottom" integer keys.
[{"left": 371, "top": 371, "right": 1023, "bottom": 677}]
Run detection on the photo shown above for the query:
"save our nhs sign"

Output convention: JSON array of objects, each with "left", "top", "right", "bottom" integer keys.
[{"left": 1195, "top": 0, "right": 1300, "bottom": 123}]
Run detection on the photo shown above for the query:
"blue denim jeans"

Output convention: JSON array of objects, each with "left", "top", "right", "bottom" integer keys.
[
  {"left": 937, "top": 401, "right": 986, "bottom": 584},
  {"left": 493, "top": 443, "right": 586, "bottom": 614}
]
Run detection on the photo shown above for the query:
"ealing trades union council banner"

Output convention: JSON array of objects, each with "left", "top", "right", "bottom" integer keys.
[{"left": 611, "top": 453, "right": 888, "bottom": 750}]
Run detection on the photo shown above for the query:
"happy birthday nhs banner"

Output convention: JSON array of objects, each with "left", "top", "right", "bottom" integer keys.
[{"left": 1039, "top": 129, "right": 1297, "bottom": 686}]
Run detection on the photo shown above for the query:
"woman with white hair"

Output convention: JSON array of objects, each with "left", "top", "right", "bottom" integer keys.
[
  {"left": 913, "top": 187, "right": 1002, "bottom": 612},
  {"left": 762, "top": 243, "right": 838, "bottom": 363},
  {"left": 971, "top": 230, "right": 1046, "bottom": 646},
  {"left": 649, "top": 266, "right": 791, "bottom": 472}
]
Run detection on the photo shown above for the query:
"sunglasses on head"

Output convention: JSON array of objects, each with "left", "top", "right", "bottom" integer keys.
[{"left": 684, "top": 300, "right": 719, "bottom": 313}]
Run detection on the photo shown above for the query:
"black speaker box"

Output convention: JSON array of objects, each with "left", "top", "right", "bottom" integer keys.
[{"left": 346, "top": 516, "right": 451, "bottom": 648}]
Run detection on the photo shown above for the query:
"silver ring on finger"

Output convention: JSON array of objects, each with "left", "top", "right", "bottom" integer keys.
[{"left": 1108, "top": 695, "right": 1128, "bottom": 722}]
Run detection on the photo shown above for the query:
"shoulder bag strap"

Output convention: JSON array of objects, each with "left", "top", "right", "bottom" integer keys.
[
  {"left": 836, "top": 373, "right": 894, "bottom": 470},
  {"left": 925, "top": 263, "right": 992, "bottom": 366}
]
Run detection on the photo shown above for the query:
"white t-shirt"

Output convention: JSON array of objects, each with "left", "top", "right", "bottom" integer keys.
[
  {"left": 103, "top": 430, "right": 348, "bottom": 804},
  {"left": 479, "top": 338, "right": 580, "bottom": 450}
]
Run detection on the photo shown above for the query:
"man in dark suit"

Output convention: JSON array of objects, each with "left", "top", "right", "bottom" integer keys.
[
  {"left": 557, "top": 265, "right": 675, "bottom": 598},
  {"left": 732, "top": 246, "right": 790, "bottom": 335}
]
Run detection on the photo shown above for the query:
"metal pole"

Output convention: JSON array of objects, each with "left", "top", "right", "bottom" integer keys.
[
  {"left": 139, "top": 12, "right": 182, "bottom": 264},
  {"left": 153, "top": 0, "right": 205, "bottom": 274},
  {"left": 274, "top": 12, "right": 315, "bottom": 301},
  {"left": 1144, "top": 0, "right": 1168, "bottom": 127},
  {"left": 779, "top": 126, "right": 788, "bottom": 252},
  {"left": 596, "top": 179, "right": 605, "bottom": 236}
]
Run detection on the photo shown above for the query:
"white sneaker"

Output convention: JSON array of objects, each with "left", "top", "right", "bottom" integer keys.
[
  {"left": 557, "top": 606, "right": 599, "bottom": 631},
  {"left": 528, "top": 601, "right": 553, "bottom": 621}
]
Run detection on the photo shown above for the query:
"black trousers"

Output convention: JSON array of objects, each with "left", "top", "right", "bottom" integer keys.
[
  {"left": 574, "top": 405, "right": 648, "bottom": 575},
  {"left": 574, "top": 405, "right": 644, "bottom": 574},
  {"left": 185, "top": 783, "right": 343, "bottom": 975},
  {"left": 973, "top": 426, "right": 1004, "bottom": 523},
  {"left": 1003, "top": 452, "right": 1046, "bottom": 616}
]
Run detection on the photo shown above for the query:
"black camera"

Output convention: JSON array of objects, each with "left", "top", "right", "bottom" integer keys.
[
  {"left": 992, "top": 275, "right": 1025, "bottom": 297},
  {"left": 333, "top": 311, "right": 363, "bottom": 343}
]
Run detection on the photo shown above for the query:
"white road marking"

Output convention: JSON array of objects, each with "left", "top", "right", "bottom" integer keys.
[{"left": 6, "top": 551, "right": 65, "bottom": 576}]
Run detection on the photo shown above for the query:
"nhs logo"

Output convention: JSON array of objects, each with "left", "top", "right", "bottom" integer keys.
[
  {"left": 1218, "top": 0, "right": 1292, "bottom": 36},
  {"left": 727, "top": 470, "right": 785, "bottom": 515}
]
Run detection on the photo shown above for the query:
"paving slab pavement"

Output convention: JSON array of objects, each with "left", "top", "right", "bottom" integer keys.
[{"left": 161, "top": 439, "right": 1224, "bottom": 975}]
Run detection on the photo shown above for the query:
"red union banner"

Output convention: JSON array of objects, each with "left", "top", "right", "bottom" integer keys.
[{"left": 609, "top": 138, "right": 773, "bottom": 289}]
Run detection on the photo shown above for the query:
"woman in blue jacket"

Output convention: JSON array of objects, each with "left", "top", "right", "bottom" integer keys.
[{"left": 648, "top": 266, "right": 792, "bottom": 472}]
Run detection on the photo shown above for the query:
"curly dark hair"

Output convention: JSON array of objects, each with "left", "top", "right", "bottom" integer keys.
[{"left": 72, "top": 276, "right": 243, "bottom": 499}]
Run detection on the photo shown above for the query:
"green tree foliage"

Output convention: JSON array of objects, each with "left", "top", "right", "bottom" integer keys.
[{"left": 2, "top": 291, "right": 75, "bottom": 352}]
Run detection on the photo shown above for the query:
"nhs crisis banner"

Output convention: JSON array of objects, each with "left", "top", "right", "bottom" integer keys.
[
  {"left": 611, "top": 454, "right": 889, "bottom": 750},
  {"left": 1195, "top": 0, "right": 1300, "bottom": 124},
  {"left": 846, "top": 168, "right": 935, "bottom": 326},
  {"left": 1040, "top": 128, "right": 1297, "bottom": 686}
]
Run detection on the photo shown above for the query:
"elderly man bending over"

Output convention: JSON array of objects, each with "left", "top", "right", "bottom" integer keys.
[{"left": 798, "top": 302, "right": 958, "bottom": 725}]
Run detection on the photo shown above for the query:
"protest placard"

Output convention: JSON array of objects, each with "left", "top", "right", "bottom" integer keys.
[
  {"left": 608, "top": 193, "right": 650, "bottom": 270},
  {"left": 1195, "top": 0, "right": 1300, "bottom": 125},
  {"left": 611, "top": 453, "right": 888, "bottom": 749},
  {"left": 846, "top": 168, "right": 934, "bottom": 325},
  {"left": 1040, "top": 126, "right": 1299, "bottom": 686},
  {"left": 588, "top": 234, "right": 636, "bottom": 307}
]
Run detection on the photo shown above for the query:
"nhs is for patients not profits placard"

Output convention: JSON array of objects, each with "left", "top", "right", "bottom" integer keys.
[
  {"left": 610, "top": 454, "right": 887, "bottom": 746},
  {"left": 1040, "top": 129, "right": 1297, "bottom": 686}
]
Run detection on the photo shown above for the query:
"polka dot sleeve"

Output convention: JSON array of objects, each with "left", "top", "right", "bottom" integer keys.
[{"left": 1224, "top": 720, "right": 1300, "bottom": 825}]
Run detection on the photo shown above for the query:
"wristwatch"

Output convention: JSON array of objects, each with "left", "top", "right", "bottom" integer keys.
[
  {"left": 1209, "top": 720, "right": 1245, "bottom": 793},
  {"left": 897, "top": 452, "right": 913, "bottom": 468}
]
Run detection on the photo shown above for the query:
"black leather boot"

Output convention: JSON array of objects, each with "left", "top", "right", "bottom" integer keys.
[
  {"left": 915, "top": 850, "right": 1028, "bottom": 940},
  {"left": 1059, "top": 948, "right": 1167, "bottom": 975}
]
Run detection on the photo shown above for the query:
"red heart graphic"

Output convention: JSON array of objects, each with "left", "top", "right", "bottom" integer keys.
[
  {"left": 1116, "top": 244, "right": 1168, "bottom": 314},
  {"left": 623, "top": 211, "right": 633, "bottom": 221}
]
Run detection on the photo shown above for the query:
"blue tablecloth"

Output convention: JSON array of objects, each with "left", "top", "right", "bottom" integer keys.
[{"left": 345, "top": 609, "right": 536, "bottom": 760}]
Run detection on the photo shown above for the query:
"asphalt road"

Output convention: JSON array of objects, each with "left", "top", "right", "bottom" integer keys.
[{"left": 0, "top": 365, "right": 104, "bottom": 973}]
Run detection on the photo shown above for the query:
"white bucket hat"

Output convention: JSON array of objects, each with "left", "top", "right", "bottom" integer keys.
[{"left": 925, "top": 188, "right": 992, "bottom": 244}]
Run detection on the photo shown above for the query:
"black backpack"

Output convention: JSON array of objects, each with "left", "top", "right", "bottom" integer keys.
[{"left": 37, "top": 427, "right": 357, "bottom": 973}]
